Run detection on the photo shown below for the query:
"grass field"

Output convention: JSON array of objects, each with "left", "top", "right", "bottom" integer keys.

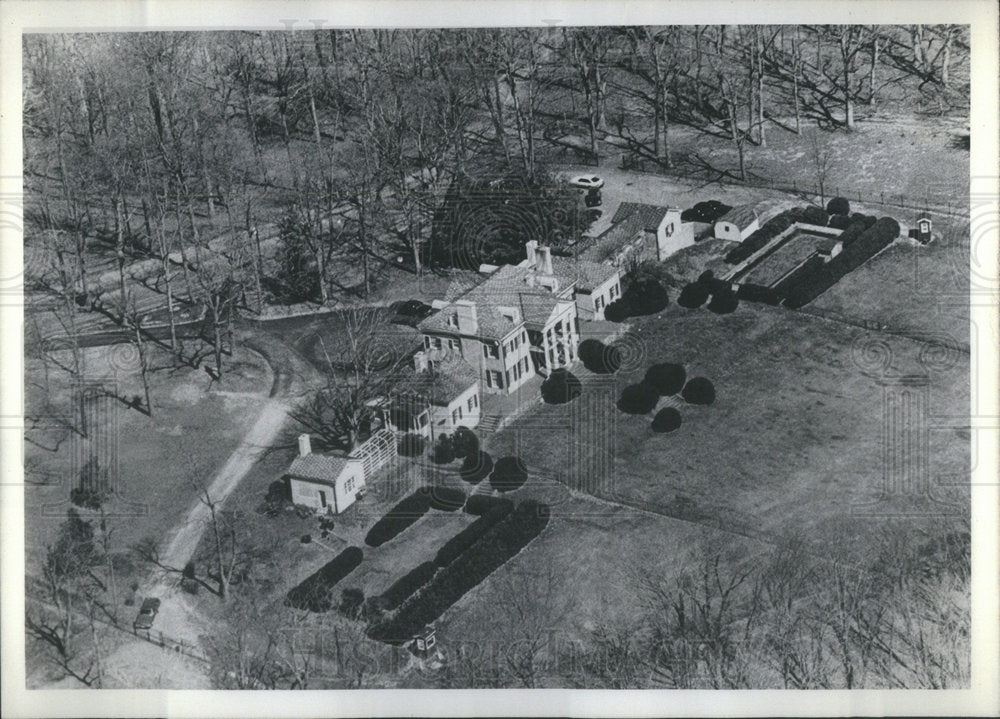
[
  {"left": 23, "top": 343, "right": 272, "bottom": 579},
  {"left": 485, "top": 301, "right": 969, "bottom": 565}
]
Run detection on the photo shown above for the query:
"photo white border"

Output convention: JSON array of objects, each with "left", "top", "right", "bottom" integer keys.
[{"left": 1, "top": 1, "right": 997, "bottom": 716}]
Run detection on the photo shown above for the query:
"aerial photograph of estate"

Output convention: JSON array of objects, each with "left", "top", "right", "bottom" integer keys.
[{"left": 15, "top": 19, "right": 982, "bottom": 697}]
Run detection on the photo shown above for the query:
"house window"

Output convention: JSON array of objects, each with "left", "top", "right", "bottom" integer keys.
[
  {"left": 609, "top": 283, "right": 618, "bottom": 300},
  {"left": 452, "top": 407, "right": 462, "bottom": 423},
  {"left": 447, "top": 313, "right": 458, "bottom": 328},
  {"left": 522, "top": 357, "right": 530, "bottom": 374},
  {"left": 487, "top": 370, "right": 503, "bottom": 389},
  {"left": 468, "top": 394, "right": 477, "bottom": 412},
  {"left": 434, "top": 337, "right": 443, "bottom": 350},
  {"left": 595, "top": 295, "right": 604, "bottom": 311},
  {"left": 506, "top": 369, "right": 512, "bottom": 386},
  {"left": 424, "top": 336, "right": 431, "bottom": 349},
  {"left": 345, "top": 476, "right": 355, "bottom": 493},
  {"left": 448, "top": 338, "right": 459, "bottom": 352},
  {"left": 483, "top": 342, "right": 499, "bottom": 359}
]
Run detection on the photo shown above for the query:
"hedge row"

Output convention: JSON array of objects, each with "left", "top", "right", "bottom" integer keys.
[
  {"left": 434, "top": 503, "right": 514, "bottom": 567},
  {"left": 490, "top": 456, "right": 529, "bottom": 493},
  {"left": 364, "top": 491, "right": 433, "bottom": 547},
  {"left": 460, "top": 451, "right": 494, "bottom": 484},
  {"left": 378, "top": 561, "right": 437, "bottom": 611},
  {"left": 427, "top": 486, "right": 467, "bottom": 512},
  {"left": 681, "top": 200, "right": 732, "bottom": 224},
  {"left": 464, "top": 493, "right": 514, "bottom": 516},
  {"left": 368, "top": 501, "right": 550, "bottom": 644},
  {"left": 285, "top": 546, "right": 364, "bottom": 612},
  {"left": 784, "top": 217, "right": 900, "bottom": 308},
  {"left": 736, "top": 283, "right": 782, "bottom": 305},
  {"left": 724, "top": 208, "right": 803, "bottom": 264}
]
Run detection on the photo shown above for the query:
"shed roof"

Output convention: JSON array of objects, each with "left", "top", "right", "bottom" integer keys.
[
  {"left": 611, "top": 202, "right": 672, "bottom": 231},
  {"left": 717, "top": 204, "right": 759, "bottom": 230},
  {"left": 392, "top": 357, "right": 479, "bottom": 406},
  {"left": 286, "top": 454, "right": 352, "bottom": 484},
  {"left": 550, "top": 256, "right": 618, "bottom": 292}
]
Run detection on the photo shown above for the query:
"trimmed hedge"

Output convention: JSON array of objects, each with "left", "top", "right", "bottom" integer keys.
[
  {"left": 707, "top": 286, "right": 739, "bottom": 314},
  {"left": 827, "top": 214, "right": 852, "bottom": 230},
  {"left": 427, "top": 485, "right": 467, "bottom": 512},
  {"left": 826, "top": 197, "right": 850, "bottom": 216},
  {"left": 464, "top": 493, "right": 514, "bottom": 516},
  {"left": 736, "top": 283, "right": 782, "bottom": 305},
  {"left": 490, "top": 456, "right": 529, "bottom": 493},
  {"left": 644, "top": 363, "right": 686, "bottom": 396},
  {"left": 451, "top": 427, "right": 479, "bottom": 459},
  {"left": 626, "top": 279, "right": 670, "bottom": 316},
  {"left": 724, "top": 212, "right": 796, "bottom": 264},
  {"left": 800, "top": 206, "right": 829, "bottom": 226},
  {"left": 772, "top": 254, "right": 826, "bottom": 297},
  {"left": 541, "top": 368, "right": 583, "bottom": 404},
  {"left": 682, "top": 377, "right": 716, "bottom": 406},
  {"left": 364, "top": 491, "right": 432, "bottom": 547},
  {"left": 618, "top": 382, "right": 660, "bottom": 414},
  {"left": 434, "top": 503, "right": 513, "bottom": 567},
  {"left": 397, "top": 433, "right": 426, "bottom": 457},
  {"left": 368, "top": 500, "right": 550, "bottom": 644},
  {"left": 459, "top": 450, "right": 494, "bottom": 484},
  {"left": 379, "top": 561, "right": 437, "bottom": 611},
  {"left": 677, "top": 281, "right": 710, "bottom": 308},
  {"left": 603, "top": 298, "right": 630, "bottom": 323},
  {"left": 784, "top": 215, "right": 900, "bottom": 308},
  {"left": 651, "top": 407, "right": 682, "bottom": 433},
  {"left": 285, "top": 546, "right": 364, "bottom": 612}
]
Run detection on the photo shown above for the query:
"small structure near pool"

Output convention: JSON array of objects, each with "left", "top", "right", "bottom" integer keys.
[
  {"left": 714, "top": 204, "right": 761, "bottom": 242},
  {"left": 286, "top": 431, "right": 395, "bottom": 514}
]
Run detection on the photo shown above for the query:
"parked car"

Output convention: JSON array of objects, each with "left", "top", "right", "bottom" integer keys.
[
  {"left": 389, "top": 299, "right": 434, "bottom": 326},
  {"left": 133, "top": 597, "right": 161, "bottom": 632},
  {"left": 568, "top": 174, "right": 604, "bottom": 208}
]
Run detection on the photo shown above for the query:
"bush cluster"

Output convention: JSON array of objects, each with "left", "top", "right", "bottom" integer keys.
[
  {"left": 451, "top": 427, "right": 479, "bottom": 459},
  {"left": 644, "top": 363, "right": 686, "bottom": 396},
  {"left": 827, "top": 214, "right": 852, "bottom": 230},
  {"left": 707, "top": 285, "right": 739, "bottom": 314},
  {"left": 618, "top": 382, "right": 660, "bottom": 414},
  {"left": 285, "top": 546, "right": 364, "bottom": 612},
  {"left": 397, "top": 433, "right": 426, "bottom": 457},
  {"left": 427, "top": 485, "right": 467, "bottom": 512},
  {"left": 800, "top": 206, "right": 829, "bottom": 226},
  {"left": 368, "top": 501, "right": 550, "bottom": 644},
  {"left": 459, "top": 450, "right": 494, "bottom": 484},
  {"left": 541, "top": 368, "right": 583, "bottom": 404},
  {"left": 431, "top": 435, "right": 456, "bottom": 464},
  {"left": 379, "top": 561, "right": 438, "bottom": 612},
  {"left": 681, "top": 377, "right": 716, "bottom": 405},
  {"left": 736, "top": 283, "right": 782, "bottom": 305},
  {"left": 490, "top": 456, "right": 529, "bottom": 493},
  {"left": 681, "top": 200, "right": 732, "bottom": 224},
  {"left": 434, "top": 503, "right": 514, "bottom": 567},
  {"left": 364, "top": 491, "right": 433, "bottom": 547},
  {"left": 651, "top": 407, "right": 682, "bottom": 433},
  {"left": 677, "top": 280, "right": 711, "bottom": 308},
  {"left": 464, "top": 493, "right": 514, "bottom": 516}
]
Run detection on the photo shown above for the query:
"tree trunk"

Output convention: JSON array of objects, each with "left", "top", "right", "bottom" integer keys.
[{"left": 869, "top": 35, "right": 880, "bottom": 106}]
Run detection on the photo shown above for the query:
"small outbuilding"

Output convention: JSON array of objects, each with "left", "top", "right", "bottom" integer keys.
[
  {"left": 286, "top": 434, "right": 366, "bottom": 514},
  {"left": 714, "top": 205, "right": 760, "bottom": 242}
]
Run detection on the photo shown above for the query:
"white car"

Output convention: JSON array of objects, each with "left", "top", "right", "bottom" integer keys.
[{"left": 568, "top": 174, "right": 605, "bottom": 189}]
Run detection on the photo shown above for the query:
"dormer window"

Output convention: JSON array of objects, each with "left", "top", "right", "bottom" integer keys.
[{"left": 447, "top": 312, "right": 459, "bottom": 328}]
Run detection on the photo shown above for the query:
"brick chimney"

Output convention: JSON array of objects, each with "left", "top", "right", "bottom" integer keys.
[
  {"left": 537, "top": 245, "right": 553, "bottom": 275},
  {"left": 298, "top": 433, "right": 312, "bottom": 457},
  {"left": 454, "top": 299, "right": 478, "bottom": 334},
  {"left": 525, "top": 240, "right": 538, "bottom": 267}
]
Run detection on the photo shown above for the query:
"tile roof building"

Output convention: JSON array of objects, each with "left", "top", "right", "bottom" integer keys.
[{"left": 417, "top": 240, "right": 621, "bottom": 394}]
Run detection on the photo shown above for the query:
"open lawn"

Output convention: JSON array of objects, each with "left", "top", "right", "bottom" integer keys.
[
  {"left": 485, "top": 301, "right": 969, "bottom": 565},
  {"left": 24, "top": 343, "right": 272, "bottom": 580}
]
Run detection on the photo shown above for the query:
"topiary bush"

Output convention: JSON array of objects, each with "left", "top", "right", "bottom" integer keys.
[
  {"left": 577, "top": 338, "right": 602, "bottom": 366},
  {"left": 826, "top": 197, "right": 850, "bottom": 216},
  {"left": 434, "top": 503, "right": 513, "bottom": 567},
  {"left": 827, "top": 214, "right": 852, "bottom": 230},
  {"left": 368, "top": 501, "right": 550, "bottom": 644},
  {"left": 617, "top": 382, "right": 660, "bottom": 414},
  {"left": 626, "top": 278, "right": 669, "bottom": 316},
  {"left": 285, "top": 546, "right": 364, "bottom": 612},
  {"left": 459, "top": 450, "right": 493, "bottom": 484},
  {"left": 651, "top": 407, "right": 682, "bottom": 433},
  {"left": 464, "top": 493, "right": 514, "bottom": 516},
  {"left": 427, "top": 485, "right": 467, "bottom": 512},
  {"left": 364, "top": 491, "right": 433, "bottom": 547},
  {"left": 707, "top": 285, "right": 739, "bottom": 314},
  {"left": 677, "top": 281, "right": 710, "bottom": 309},
  {"left": 397, "top": 432, "right": 426, "bottom": 457},
  {"left": 451, "top": 427, "right": 479, "bottom": 460},
  {"left": 681, "top": 377, "right": 716, "bottom": 406},
  {"left": 644, "top": 363, "right": 686, "bottom": 396},
  {"left": 541, "top": 368, "right": 582, "bottom": 404},
  {"left": 379, "top": 561, "right": 438, "bottom": 611},
  {"left": 431, "top": 435, "right": 456, "bottom": 464},
  {"left": 490, "top": 457, "right": 529, "bottom": 493},
  {"left": 339, "top": 587, "right": 365, "bottom": 619},
  {"left": 580, "top": 340, "right": 622, "bottom": 374}
]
